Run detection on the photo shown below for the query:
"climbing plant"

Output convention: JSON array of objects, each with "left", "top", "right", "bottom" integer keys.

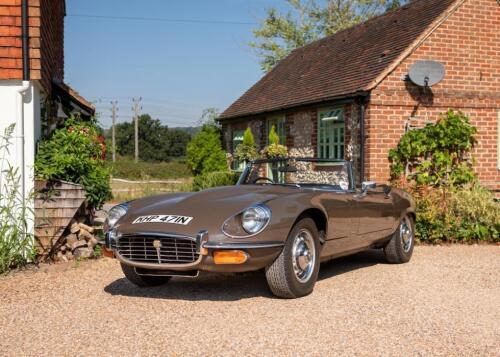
[{"left": 388, "top": 110, "right": 477, "bottom": 187}]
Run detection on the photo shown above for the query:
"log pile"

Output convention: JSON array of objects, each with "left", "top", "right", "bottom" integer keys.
[{"left": 53, "top": 214, "right": 104, "bottom": 262}]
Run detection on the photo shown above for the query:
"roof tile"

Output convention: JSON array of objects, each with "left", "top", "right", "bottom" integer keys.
[{"left": 220, "top": 0, "right": 458, "bottom": 119}]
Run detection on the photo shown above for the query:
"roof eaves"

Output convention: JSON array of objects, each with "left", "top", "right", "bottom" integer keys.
[
  {"left": 218, "top": 91, "right": 369, "bottom": 121},
  {"left": 363, "top": 0, "right": 464, "bottom": 92}
]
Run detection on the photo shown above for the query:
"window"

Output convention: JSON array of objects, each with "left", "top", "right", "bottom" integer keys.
[
  {"left": 267, "top": 116, "right": 285, "bottom": 145},
  {"left": 232, "top": 130, "right": 245, "bottom": 171},
  {"left": 317, "top": 108, "right": 345, "bottom": 160}
]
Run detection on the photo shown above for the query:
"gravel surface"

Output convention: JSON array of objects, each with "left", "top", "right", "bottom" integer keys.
[{"left": 0, "top": 245, "right": 499, "bottom": 356}]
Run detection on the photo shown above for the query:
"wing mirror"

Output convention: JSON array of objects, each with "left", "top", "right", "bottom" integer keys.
[{"left": 361, "top": 181, "right": 377, "bottom": 194}]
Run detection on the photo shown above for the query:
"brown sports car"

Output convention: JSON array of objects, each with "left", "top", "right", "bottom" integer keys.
[{"left": 103, "top": 158, "right": 416, "bottom": 298}]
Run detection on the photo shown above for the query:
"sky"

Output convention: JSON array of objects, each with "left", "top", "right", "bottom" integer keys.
[{"left": 64, "top": 0, "right": 287, "bottom": 129}]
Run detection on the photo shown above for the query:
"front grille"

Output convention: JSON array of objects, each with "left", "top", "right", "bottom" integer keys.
[{"left": 117, "top": 235, "right": 198, "bottom": 264}]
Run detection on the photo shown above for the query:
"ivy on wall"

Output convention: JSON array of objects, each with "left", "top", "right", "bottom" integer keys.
[{"left": 389, "top": 110, "right": 477, "bottom": 186}]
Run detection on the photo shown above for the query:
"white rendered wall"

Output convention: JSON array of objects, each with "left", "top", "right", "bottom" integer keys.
[{"left": 0, "top": 80, "right": 42, "bottom": 234}]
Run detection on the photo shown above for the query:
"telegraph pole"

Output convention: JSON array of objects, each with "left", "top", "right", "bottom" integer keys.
[
  {"left": 110, "top": 101, "right": 118, "bottom": 162},
  {"left": 132, "top": 97, "right": 142, "bottom": 163}
]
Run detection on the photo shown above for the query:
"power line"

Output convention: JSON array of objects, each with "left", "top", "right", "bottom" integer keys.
[{"left": 67, "top": 14, "right": 257, "bottom": 26}]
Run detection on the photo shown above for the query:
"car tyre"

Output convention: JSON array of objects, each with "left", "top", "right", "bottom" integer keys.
[
  {"left": 265, "top": 217, "right": 320, "bottom": 298},
  {"left": 384, "top": 215, "right": 415, "bottom": 264},
  {"left": 121, "top": 263, "right": 171, "bottom": 287}
]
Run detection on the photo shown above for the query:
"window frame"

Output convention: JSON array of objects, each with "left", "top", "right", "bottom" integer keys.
[
  {"left": 266, "top": 115, "right": 286, "bottom": 145},
  {"left": 317, "top": 107, "right": 345, "bottom": 160},
  {"left": 232, "top": 129, "right": 245, "bottom": 171}
]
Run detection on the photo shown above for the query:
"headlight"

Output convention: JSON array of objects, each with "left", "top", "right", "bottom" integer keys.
[
  {"left": 242, "top": 205, "right": 271, "bottom": 234},
  {"left": 222, "top": 204, "right": 271, "bottom": 238},
  {"left": 105, "top": 203, "right": 128, "bottom": 231}
]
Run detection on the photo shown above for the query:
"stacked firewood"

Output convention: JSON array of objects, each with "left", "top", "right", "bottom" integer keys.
[{"left": 54, "top": 216, "right": 104, "bottom": 262}]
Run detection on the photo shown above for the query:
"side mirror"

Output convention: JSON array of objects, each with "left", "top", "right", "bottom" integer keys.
[{"left": 361, "top": 181, "right": 377, "bottom": 194}]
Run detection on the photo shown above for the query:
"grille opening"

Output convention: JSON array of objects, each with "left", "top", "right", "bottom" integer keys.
[{"left": 117, "top": 235, "right": 199, "bottom": 264}]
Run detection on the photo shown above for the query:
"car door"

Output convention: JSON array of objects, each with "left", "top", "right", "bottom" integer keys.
[
  {"left": 354, "top": 185, "right": 398, "bottom": 244},
  {"left": 318, "top": 190, "right": 370, "bottom": 257}
]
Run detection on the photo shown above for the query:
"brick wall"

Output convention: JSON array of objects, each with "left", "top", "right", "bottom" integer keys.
[
  {"left": 366, "top": 0, "right": 500, "bottom": 193},
  {"left": 0, "top": 0, "right": 64, "bottom": 94}
]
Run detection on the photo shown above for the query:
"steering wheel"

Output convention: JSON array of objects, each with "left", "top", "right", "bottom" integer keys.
[{"left": 253, "top": 177, "right": 274, "bottom": 184}]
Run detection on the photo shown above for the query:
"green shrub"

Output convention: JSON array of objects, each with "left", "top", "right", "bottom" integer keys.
[
  {"left": 261, "top": 125, "right": 288, "bottom": 159},
  {"left": 234, "top": 127, "right": 258, "bottom": 163},
  {"left": 389, "top": 110, "right": 477, "bottom": 186},
  {"left": 110, "top": 157, "right": 191, "bottom": 180},
  {"left": 0, "top": 124, "right": 35, "bottom": 274},
  {"left": 415, "top": 185, "right": 499, "bottom": 243},
  {"left": 192, "top": 171, "right": 239, "bottom": 191},
  {"left": 186, "top": 124, "right": 227, "bottom": 176},
  {"left": 35, "top": 117, "right": 112, "bottom": 209},
  {"left": 389, "top": 110, "right": 499, "bottom": 243}
]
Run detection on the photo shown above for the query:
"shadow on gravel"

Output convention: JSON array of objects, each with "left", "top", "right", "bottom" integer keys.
[{"left": 103, "top": 249, "right": 386, "bottom": 301}]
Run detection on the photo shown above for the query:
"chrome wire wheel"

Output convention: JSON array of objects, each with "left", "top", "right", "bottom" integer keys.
[
  {"left": 291, "top": 228, "right": 316, "bottom": 283},
  {"left": 400, "top": 216, "right": 413, "bottom": 253}
]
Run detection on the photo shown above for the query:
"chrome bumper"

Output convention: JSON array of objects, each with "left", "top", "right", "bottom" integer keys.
[{"left": 109, "top": 229, "right": 284, "bottom": 271}]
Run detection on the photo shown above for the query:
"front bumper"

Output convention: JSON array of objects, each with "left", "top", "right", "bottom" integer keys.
[{"left": 106, "top": 230, "right": 284, "bottom": 273}]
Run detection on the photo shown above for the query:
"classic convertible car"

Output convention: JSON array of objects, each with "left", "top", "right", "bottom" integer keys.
[{"left": 103, "top": 158, "right": 415, "bottom": 298}]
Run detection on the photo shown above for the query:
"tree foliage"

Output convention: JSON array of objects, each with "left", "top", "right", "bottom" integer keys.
[
  {"left": 250, "top": 0, "right": 410, "bottom": 72},
  {"left": 110, "top": 114, "right": 191, "bottom": 162},
  {"left": 186, "top": 123, "right": 227, "bottom": 176}
]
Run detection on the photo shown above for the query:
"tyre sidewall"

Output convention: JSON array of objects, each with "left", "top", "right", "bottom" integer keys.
[{"left": 282, "top": 217, "right": 321, "bottom": 297}]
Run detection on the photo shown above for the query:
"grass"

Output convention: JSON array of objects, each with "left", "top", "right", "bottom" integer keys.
[
  {"left": 110, "top": 177, "right": 193, "bottom": 203},
  {"left": 108, "top": 157, "right": 191, "bottom": 180}
]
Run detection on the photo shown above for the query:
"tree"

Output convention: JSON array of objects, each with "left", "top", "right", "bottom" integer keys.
[
  {"left": 111, "top": 114, "right": 191, "bottom": 161},
  {"left": 186, "top": 110, "right": 227, "bottom": 175},
  {"left": 250, "top": 0, "right": 411, "bottom": 72}
]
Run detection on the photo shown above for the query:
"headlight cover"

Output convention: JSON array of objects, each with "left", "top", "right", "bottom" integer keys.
[
  {"left": 105, "top": 203, "right": 128, "bottom": 232},
  {"left": 222, "top": 204, "right": 271, "bottom": 238}
]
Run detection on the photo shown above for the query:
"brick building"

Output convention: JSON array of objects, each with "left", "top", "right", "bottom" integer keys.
[
  {"left": 0, "top": 0, "right": 94, "bottom": 227},
  {"left": 219, "top": 0, "right": 500, "bottom": 194}
]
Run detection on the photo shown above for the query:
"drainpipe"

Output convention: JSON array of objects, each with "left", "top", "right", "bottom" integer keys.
[
  {"left": 358, "top": 94, "right": 368, "bottom": 183},
  {"left": 17, "top": 0, "right": 30, "bottom": 203}
]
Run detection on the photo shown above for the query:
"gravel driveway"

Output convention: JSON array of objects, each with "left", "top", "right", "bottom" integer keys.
[{"left": 0, "top": 245, "right": 498, "bottom": 356}]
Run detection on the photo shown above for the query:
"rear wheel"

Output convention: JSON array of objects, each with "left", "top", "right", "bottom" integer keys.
[
  {"left": 265, "top": 217, "right": 320, "bottom": 298},
  {"left": 384, "top": 215, "right": 415, "bottom": 264},
  {"left": 121, "top": 263, "right": 171, "bottom": 287}
]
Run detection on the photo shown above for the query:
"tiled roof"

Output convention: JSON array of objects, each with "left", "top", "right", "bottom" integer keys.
[{"left": 220, "top": 0, "right": 459, "bottom": 119}]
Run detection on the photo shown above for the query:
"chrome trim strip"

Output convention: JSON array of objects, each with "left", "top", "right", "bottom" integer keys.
[
  {"left": 114, "top": 232, "right": 201, "bottom": 269},
  {"left": 196, "top": 230, "right": 208, "bottom": 254},
  {"left": 115, "top": 251, "right": 203, "bottom": 270},
  {"left": 119, "top": 232, "right": 196, "bottom": 241},
  {"left": 203, "top": 242, "right": 284, "bottom": 250},
  {"left": 221, "top": 203, "right": 272, "bottom": 239}
]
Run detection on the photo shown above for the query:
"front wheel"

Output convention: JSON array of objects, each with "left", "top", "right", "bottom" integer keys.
[
  {"left": 384, "top": 215, "right": 415, "bottom": 264},
  {"left": 265, "top": 217, "right": 320, "bottom": 298},
  {"left": 121, "top": 263, "right": 171, "bottom": 287}
]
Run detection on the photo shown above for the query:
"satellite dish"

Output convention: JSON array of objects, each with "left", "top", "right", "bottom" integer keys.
[{"left": 408, "top": 60, "right": 445, "bottom": 87}]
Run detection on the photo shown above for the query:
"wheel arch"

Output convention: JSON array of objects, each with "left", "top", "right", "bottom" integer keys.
[{"left": 293, "top": 208, "right": 328, "bottom": 242}]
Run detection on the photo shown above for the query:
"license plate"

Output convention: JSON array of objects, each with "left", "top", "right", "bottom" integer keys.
[{"left": 132, "top": 215, "right": 193, "bottom": 225}]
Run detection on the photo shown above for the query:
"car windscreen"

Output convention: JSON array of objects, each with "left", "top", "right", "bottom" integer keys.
[{"left": 239, "top": 158, "right": 353, "bottom": 191}]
